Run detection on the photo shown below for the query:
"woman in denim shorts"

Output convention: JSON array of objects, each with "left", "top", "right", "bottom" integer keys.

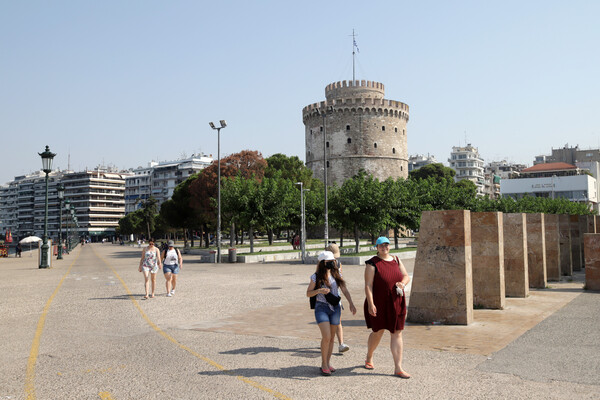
[
  {"left": 161, "top": 240, "right": 182, "bottom": 297},
  {"left": 307, "top": 251, "right": 356, "bottom": 376}
]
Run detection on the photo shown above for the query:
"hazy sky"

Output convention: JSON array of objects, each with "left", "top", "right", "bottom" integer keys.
[{"left": 2, "top": 0, "right": 600, "bottom": 185}]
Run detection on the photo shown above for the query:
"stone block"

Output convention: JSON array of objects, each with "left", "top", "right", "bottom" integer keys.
[
  {"left": 407, "top": 210, "right": 473, "bottom": 325},
  {"left": 584, "top": 233, "right": 600, "bottom": 291},
  {"left": 471, "top": 212, "right": 505, "bottom": 309},
  {"left": 544, "top": 214, "right": 561, "bottom": 282},
  {"left": 596, "top": 215, "right": 600, "bottom": 233},
  {"left": 527, "top": 213, "right": 547, "bottom": 288},
  {"left": 559, "top": 214, "right": 572, "bottom": 276},
  {"left": 503, "top": 213, "right": 529, "bottom": 297},
  {"left": 570, "top": 215, "right": 582, "bottom": 271}
]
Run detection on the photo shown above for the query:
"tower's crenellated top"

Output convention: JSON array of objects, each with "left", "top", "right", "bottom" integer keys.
[{"left": 325, "top": 80, "right": 385, "bottom": 101}]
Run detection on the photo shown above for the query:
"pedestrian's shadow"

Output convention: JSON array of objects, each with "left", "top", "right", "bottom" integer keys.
[
  {"left": 197, "top": 365, "right": 382, "bottom": 380},
  {"left": 88, "top": 294, "right": 144, "bottom": 300},
  {"left": 221, "top": 346, "right": 319, "bottom": 358}
]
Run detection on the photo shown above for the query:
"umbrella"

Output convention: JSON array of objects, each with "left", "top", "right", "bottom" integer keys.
[{"left": 20, "top": 236, "right": 42, "bottom": 244}]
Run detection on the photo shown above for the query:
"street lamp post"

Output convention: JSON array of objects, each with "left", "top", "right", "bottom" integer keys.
[
  {"left": 64, "top": 200, "right": 71, "bottom": 252},
  {"left": 39, "top": 145, "right": 56, "bottom": 269},
  {"left": 209, "top": 120, "right": 227, "bottom": 263},
  {"left": 57, "top": 183, "right": 64, "bottom": 260}
]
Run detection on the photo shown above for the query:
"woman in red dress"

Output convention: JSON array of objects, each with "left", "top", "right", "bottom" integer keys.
[{"left": 364, "top": 236, "right": 411, "bottom": 378}]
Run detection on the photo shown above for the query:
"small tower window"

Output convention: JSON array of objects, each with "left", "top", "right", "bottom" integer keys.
[
  {"left": 320, "top": 126, "right": 323, "bottom": 132},
  {"left": 347, "top": 138, "right": 352, "bottom": 144},
  {"left": 346, "top": 125, "right": 350, "bottom": 131},
  {"left": 403, "top": 129, "right": 406, "bottom": 135},
  {"left": 326, "top": 161, "right": 330, "bottom": 168},
  {"left": 326, "top": 142, "right": 329, "bottom": 148},
  {"left": 374, "top": 143, "right": 378, "bottom": 149},
  {"left": 392, "top": 148, "right": 396, "bottom": 154},
  {"left": 395, "top": 127, "right": 398, "bottom": 133},
  {"left": 382, "top": 126, "right": 385, "bottom": 131},
  {"left": 401, "top": 166, "right": 403, "bottom": 171}
]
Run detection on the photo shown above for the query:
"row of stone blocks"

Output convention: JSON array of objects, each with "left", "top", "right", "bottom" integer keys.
[{"left": 407, "top": 210, "right": 600, "bottom": 325}]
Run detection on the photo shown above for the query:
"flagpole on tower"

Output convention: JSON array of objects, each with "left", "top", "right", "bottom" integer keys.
[{"left": 351, "top": 29, "right": 358, "bottom": 82}]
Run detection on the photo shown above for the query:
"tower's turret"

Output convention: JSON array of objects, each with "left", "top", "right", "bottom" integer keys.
[{"left": 303, "top": 80, "right": 409, "bottom": 185}]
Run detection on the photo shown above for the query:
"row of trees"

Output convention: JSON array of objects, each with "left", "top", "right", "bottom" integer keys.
[{"left": 117, "top": 155, "right": 595, "bottom": 252}]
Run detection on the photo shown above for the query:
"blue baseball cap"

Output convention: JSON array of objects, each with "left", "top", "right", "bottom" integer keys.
[{"left": 375, "top": 236, "right": 390, "bottom": 245}]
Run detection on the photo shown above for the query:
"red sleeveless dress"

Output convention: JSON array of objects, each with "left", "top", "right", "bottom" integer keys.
[{"left": 364, "top": 256, "right": 407, "bottom": 333}]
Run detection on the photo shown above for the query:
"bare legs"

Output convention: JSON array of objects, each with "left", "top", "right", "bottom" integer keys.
[
  {"left": 391, "top": 331, "right": 409, "bottom": 376},
  {"left": 318, "top": 322, "right": 337, "bottom": 370},
  {"left": 143, "top": 270, "right": 156, "bottom": 298},
  {"left": 366, "top": 329, "right": 409, "bottom": 376},
  {"left": 366, "top": 329, "right": 384, "bottom": 365},
  {"left": 164, "top": 272, "right": 172, "bottom": 294},
  {"left": 336, "top": 323, "right": 344, "bottom": 345}
]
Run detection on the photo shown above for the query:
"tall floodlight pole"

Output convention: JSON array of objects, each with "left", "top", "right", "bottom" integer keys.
[
  {"left": 39, "top": 145, "right": 56, "bottom": 269},
  {"left": 57, "top": 183, "right": 64, "bottom": 260},
  {"left": 296, "top": 182, "right": 307, "bottom": 263},
  {"left": 317, "top": 107, "right": 333, "bottom": 247},
  {"left": 209, "top": 120, "right": 227, "bottom": 263}
]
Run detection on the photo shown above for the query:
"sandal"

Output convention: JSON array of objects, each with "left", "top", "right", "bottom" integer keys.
[
  {"left": 395, "top": 371, "right": 411, "bottom": 379},
  {"left": 143, "top": 295, "right": 149, "bottom": 300},
  {"left": 329, "top": 367, "right": 336, "bottom": 373},
  {"left": 364, "top": 361, "right": 374, "bottom": 370},
  {"left": 320, "top": 367, "right": 331, "bottom": 376}
]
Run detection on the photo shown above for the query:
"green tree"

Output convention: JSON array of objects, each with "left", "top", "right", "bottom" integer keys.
[
  {"left": 140, "top": 197, "right": 159, "bottom": 239},
  {"left": 330, "top": 171, "right": 387, "bottom": 253},
  {"left": 409, "top": 163, "right": 456, "bottom": 182},
  {"left": 265, "top": 153, "right": 313, "bottom": 184}
]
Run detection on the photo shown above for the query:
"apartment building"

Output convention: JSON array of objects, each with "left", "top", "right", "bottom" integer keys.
[
  {"left": 0, "top": 167, "right": 130, "bottom": 242},
  {"left": 125, "top": 154, "right": 213, "bottom": 213},
  {"left": 448, "top": 144, "right": 485, "bottom": 195},
  {"left": 408, "top": 154, "right": 438, "bottom": 172}
]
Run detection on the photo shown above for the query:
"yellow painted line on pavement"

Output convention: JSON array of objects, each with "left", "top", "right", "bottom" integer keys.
[
  {"left": 92, "top": 246, "right": 292, "bottom": 400},
  {"left": 25, "top": 248, "right": 81, "bottom": 400},
  {"left": 98, "top": 392, "right": 114, "bottom": 400}
]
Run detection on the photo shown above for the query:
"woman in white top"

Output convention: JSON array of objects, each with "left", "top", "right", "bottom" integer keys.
[
  {"left": 138, "top": 238, "right": 162, "bottom": 299},
  {"left": 306, "top": 251, "right": 356, "bottom": 376},
  {"left": 161, "top": 240, "right": 183, "bottom": 297}
]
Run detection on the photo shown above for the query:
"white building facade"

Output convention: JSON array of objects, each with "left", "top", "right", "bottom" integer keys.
[
  {"left": 448, "top": 144, "right": 485, "bottom": 195},
  {"left": 124, "top": 154, "right": 213, "bottom": 214}
]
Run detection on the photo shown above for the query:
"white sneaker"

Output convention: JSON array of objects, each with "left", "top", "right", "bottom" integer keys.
[
  {"left": 339, "top": 343, "right": 350, "bottom": 353},
  {"left": 170, "top": 289, "right": 175, "bottom": 295},
  {"left": 166, "top": 293, "right": 172, "bottom": 297}
]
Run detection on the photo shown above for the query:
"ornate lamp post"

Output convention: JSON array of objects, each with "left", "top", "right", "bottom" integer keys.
[
  {"left": 39, "top": 145, "right": 56, "bottom": 269},
  {"left": 64, "top": 200, "right": 71, "bottom": 253},
  {"left": 56, "top": 183, "right": 64, "bottom": 259},
  {"left": 209, "top": 120, "right": 227, "bottom": 263}
]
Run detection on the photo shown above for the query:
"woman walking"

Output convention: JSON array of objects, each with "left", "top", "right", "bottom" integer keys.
[
  {"left": 307, "top": 251, "right": 356, "bottom": 376},
  {"left": 138, "top": 239, "right": 161, "bottom": 299},
  {"left": 162, "top": 240, "right": 182, "bottom": 297},
  {"left": 364, "top": 236, "right": 411, "bottom": 378}
]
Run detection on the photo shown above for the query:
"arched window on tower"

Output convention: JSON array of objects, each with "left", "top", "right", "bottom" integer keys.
[
  {"left": 392, "top": 148, "right": 396, "bottom": 154},
  {"left": 382, "top": 126, "right": 385, "bottom": 131},
  {"left": 326, "top": 161, "right": 330, "bottom": 168},
  {"left": 326, "top": 142, "right": 329, "bottom": 148},
  {"left": 346, "top": 125, "right": 350, "bottom": 131},
  {"left": 347, "top": 138, "right": 351, "bottom": 144},
  {"left": 395, "top": 127, "right": 398, "bottom": 133},
  {"left": 320, "top": 126, "right": 323, "bottom": 132},
  {"left": 374, "top": 143, "right": 378, "bottom": 149}
]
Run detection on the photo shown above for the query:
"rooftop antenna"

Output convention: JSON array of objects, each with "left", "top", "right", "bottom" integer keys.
[
  {"left": 68, "top": 148, "right": 71, "bottom": 171},
  {"left": 350, "top": 29, "right": 359, "bottom": 82}
]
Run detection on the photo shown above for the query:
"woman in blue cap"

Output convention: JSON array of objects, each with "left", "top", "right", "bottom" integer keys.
[
  {"left": 307, "top": 250, "right": 357, "bottom": 376},
  {"left": 364, "top": 236, "right": 411, "bottom": 378}
]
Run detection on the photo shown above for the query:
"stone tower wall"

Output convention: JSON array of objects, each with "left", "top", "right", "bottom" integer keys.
[{"left": 303, "top": 80, "right": 409, "bottom": 185}]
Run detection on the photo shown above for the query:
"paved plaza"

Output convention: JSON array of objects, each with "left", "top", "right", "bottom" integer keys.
[{"left": 1, "top": 244, "right": 599, "bottom": 399}]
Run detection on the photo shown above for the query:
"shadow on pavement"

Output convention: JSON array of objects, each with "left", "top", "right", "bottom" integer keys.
[{"left": 197, "top": 364, "right": 389, "bottom": 380}]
